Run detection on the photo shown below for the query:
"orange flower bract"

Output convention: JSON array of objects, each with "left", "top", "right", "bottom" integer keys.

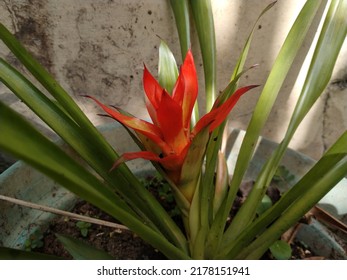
[{"left": 86, "top": 50, "right": 257, "bottom": 186}]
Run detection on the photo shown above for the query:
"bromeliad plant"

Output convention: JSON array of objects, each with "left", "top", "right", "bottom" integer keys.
[
  {"left": 0, "top": 0, "right": 346, "bottom": 259},
  {"left": 85, "top": 51, "right": 257, "bottom": 203}
]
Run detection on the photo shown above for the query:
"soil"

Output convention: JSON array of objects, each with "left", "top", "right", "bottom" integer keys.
[
  {"left": 33, "top": 200, "right": 321, "bottom": 260},
  {"left": 34, "top": 200, "right": 165, "bottom": 260},
  {"left": 31, "top": 175, "right": 326, "bottom": 260}
]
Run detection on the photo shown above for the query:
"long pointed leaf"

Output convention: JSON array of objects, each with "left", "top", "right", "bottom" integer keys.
[
  {"left": 189, "top": 0, "right": 216, "bottom": 111},
  {"left": 201, "top": 2, "right": 277, "bottom": 258},
  {"left": 0, "top": 102, "right": 189, "bottom": 260},
  {"left": 158, "top": 41, "right": 179, "bottom": 94},
  {"left": 0, "top": 23, "right": 126, "bottom": 178},
  {"left": 224, "top": 0, "right": 347, "bottom": 244},
  {"left": 0, "top": 247, "right": 61, "bottom": 260},
  {"left": 287, "top": 0, "right": 347, "bottom": 133},
  {"left": 0, "top": 24, "right": 156, "bottom": 221},
  {"left": 169, "top": 1, "right": 199, "bottom": 125},
  {"left": 0, "top": 23, "right": 97, "bottom": 135},
  {"left": 231, "top": 1, "right": 277, "bottom": 81},
  {"left": 170, "top": 0, "right": 190, "bottom": 60},
  {"left": 0, "top": 58, "right": 170, "bottom": 239},
  {"left": 56, "top": 234, "right": 114, "bottom": 260},
  {"left": 240, "top": 157, "right": 347, "bottom": 260},
  {"left": 217, "top": 131, "right": 347, "bottom": 259},
  {"left": 208, "top": 0, "right": 323, "bottom": 251},
  {"left": 0, "top": 27, "right": 188, "bottom": 250}
]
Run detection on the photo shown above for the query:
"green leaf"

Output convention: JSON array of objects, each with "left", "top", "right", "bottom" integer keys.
[
  {"left": 241, "top": 157, "right": 347, "bottom": 260},
  {"left": 189, "top": 0, "right": 216, "bottom": 111},
  {"left": 0, "top": 102, "right": 143, "bottom": 225},
  {"left": 81, "top": 229, "right": 88, "bottom": 237},
  {"left": 174, "top": 127, "right": 210, "bottom": 258},
  {"left": 56, "top": 234, "right": 114, "bottom": 260},
  {"left": 0, "top": 61, "right": 147, "bottom": 219},
  {"left": 231, "top": 1, "right": 277, "bottom": 81},
  {"left": 224, "top": 0, "right": 347, "bottom": 249},
  {"left": 0, "top": 24, "right": 154, "bottom": 221},
  {"left": 158, "top": 41, "right": 179, "bottom": 94},
  {"left": 170, "top": 0, "right": 190, "bottom": 60},
  {"left": 201, "top": 0, "right": 274, "bottom": 229},
  {"left": 0, "top": 247, "right": 61, "bottom": 260},
  {"left": 24, "top": 229, "right": 44, "bottom": 251},
  {"left": 286, "top": 0, "right": 347, "bottom": 134},
  {"left": 218, "top": 132, "right": 347, "bottom": 259},
  {"left": 0, "top": 44, "right": 155, "bottom": 228},
  {"left": 273, "top": 165, "right": 295, "bottom": 183},
  {"left": 179, "top": 127, "right": 210, "bottom": 202},
  {"left": 218, "top": 0, "right": 323, "bottom": 246},
  {"left": 213, "top": 152, "right": 229, "bottom": 218},
  {"left": 256, "top": 195, "right": 272, "bottom": 216},
  {"left": 76, "top": 221, "right": 91, "bottom": 237},
  {"left": 170, "top": 0, "right": 199, "bottom": 125},
  {"left": 0, "top": 23, "right": 95, "bottom": 134},
  {"left": 269, "top": 240, "right": 292, "bottom": 260},
  {"left": 0, "top": 25, "right": 189, "bottom": 252},
  {"left": 0, "top": 102, "right": 189, "bottom": 260},
  {"left": 200, "top": 4, "right": 275, "bottom": 255}
]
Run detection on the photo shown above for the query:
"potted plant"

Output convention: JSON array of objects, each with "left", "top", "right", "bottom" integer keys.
[{"left": 0, "top": 0, "right": 346, "bottom": 259}]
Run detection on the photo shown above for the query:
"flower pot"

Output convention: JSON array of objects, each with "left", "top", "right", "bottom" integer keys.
[
  {"left": 225, "top": 128, "right": 347, "bottom": 259},
  {"left": 0, "top": 123, "right": 154, "bottom": 252},
  {"left": 0, "top": 123, "right": 346, "bottom": 259}
]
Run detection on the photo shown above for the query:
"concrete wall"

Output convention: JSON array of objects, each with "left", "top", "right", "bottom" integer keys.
[{"left": 0, "top": 0, "right": 346, "bottom": 160}]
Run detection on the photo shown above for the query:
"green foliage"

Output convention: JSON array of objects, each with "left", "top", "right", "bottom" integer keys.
[
  {"left": 189, "top": 0, "right": 216, "bottom": 111},
  {"left": 24, "top": 230, "right": 44, "bottom": 251},
  {"left": 0, "top": 246, "right": 60, "bottom": 260},
  {"left": 143, "top": 174, "right": 180, "bottom": 218},
  {"left": 0, "top": 0, "right": 346, "bottom": 260},
  {"left": 76, "top": 221, "right": 92, "bottom": 237},
  {"left": 55, "top": 234, "right": 114, "bottom": 260},
  {"left": 256, "top": 195, "right": 273, "bottom": 216},
  {"left": 158, "top": 41, "right": 179, "bottom": 94},
  {"left": 273, "top": 166, "right": 295, "bottom": 184},
  {"left": 269, "top": 240, "right": 292, "bottom": 260}
]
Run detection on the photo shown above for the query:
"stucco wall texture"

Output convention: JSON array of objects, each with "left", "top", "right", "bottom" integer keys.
[{"left": 0, "top": 0, "right": 346, "bottom": 160}]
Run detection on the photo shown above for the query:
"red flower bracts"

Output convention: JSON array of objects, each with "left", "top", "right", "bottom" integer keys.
[{"left": 87, "top": 50, "right": 257, "bottom": 201}]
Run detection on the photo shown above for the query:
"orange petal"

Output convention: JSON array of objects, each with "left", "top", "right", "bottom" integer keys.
[
  {"left": 85, "top": 95, "right": 171, "bottom": 153},
  {"left": 192, "top": 85, "right": 259, "bottom": 135},
  {"left": 156, "top": 91, "right": 189, "bottom": 154},
  {"left": 111, "top": 151, "right": 162, "bottom": 170},
  {"left": 143, "top": 65, "right": 163, "bottom": 125},
  {"left": 172, "top": 50, "right": 198, "bottom": 131},
  {"left": 112, "top": 150, "right": 185, "bottom": 172},
  {"left": 209, "top": 85, "right": 259, "bottom": 132}
]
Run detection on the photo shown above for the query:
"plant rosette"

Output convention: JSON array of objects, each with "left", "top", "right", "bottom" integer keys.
[{"left": 0, "top": 0, "right": 346, "bottom": 260}]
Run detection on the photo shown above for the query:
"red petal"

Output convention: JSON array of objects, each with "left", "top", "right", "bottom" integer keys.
[
  {"left": 111, "top": 151, "right": 160, "bottom": 170},
  {"left": 191, "top": 109, "right": 218, "bottom": 137},
  {"left": 192, "top": 85, "right": 258, "bottom": 135},
  {"left": 156, "top": 91, "right": 189, "bottom": 154},
  {"left": 172, "top": 50, "right": 198, "bottom": 131},
  {"left": 209, "top": 85, "right": 259, "bottom": 131},
  {"left": 85, "top": 96, "right": 171, "bottom": 153},
  {"left": 112, "top": 143, "right": 191, "bottom": 184},
  {"left": 143, "top": 65, "right": 163, "bottom": 125},
  {"left": 112, "top": 150, "right": 185, "bottom": 172},
  {"left": 159, "top": 144, "right": 189, "bottom": 171}
]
